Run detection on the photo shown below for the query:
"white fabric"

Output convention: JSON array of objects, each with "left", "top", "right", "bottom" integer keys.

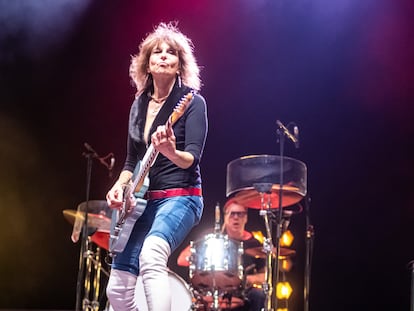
[
  {"left": 106, "top": 269, "right": 138, "bottom": 311},
  {"left": 139, "top": 236, "right": 171, "bottom": 311}
]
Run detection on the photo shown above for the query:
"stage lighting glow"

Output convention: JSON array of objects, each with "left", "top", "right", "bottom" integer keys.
[
  {"left": 280, "top": 230, "right": 294, "bottom": 247},
  {"left": 252, "top": 230, "right": 265, "bottom": 244},
  {"left": 280, "top": 258, "right": 293, "bottom": 272},
  {"left": 276, "top": 281, "right": 292, "bottom": 300}
]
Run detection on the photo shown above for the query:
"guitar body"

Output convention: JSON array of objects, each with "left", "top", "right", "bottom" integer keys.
[
  {"left": 109, "top": 198, "right": 147, "bottom": 253},
  {"left": 109, "top": 161, "right": 149, "bottom": 253},
  {"left": 108, "top": 91, "right": 194, "bottom": 254}
]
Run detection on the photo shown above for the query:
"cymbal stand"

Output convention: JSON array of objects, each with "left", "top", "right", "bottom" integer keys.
[
  {"left": 253, "top": 182, "right": 275, "bottom": 311},
  {"left": 83, "top": 239, "right": 97, "bottom": 311},
  {"left": 210, "top": 271, "right": 220, "bottom": 311},
  {"left": 212, "top": 287, "right": 220, "bottom": 311},
  {"left": 273, "top": 122, "right": 290, "bottom": 311},
  {"left": 78, "top": 144, "right": 113, "bottom": 311},
  {"left": 77, "top": 151, "right": 94, "bottom": 311},
  {"left": 82, "top": 243, "right": 109, "bottom": 311}
]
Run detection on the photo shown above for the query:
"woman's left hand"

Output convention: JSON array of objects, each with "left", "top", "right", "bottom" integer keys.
[{"left": 151, "top": 124, "right": 176, "bottom": 157}]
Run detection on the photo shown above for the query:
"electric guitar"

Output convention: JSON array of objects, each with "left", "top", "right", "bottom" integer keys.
[{"left": 109, "top": 91, "right": 194, "bottom": 253}]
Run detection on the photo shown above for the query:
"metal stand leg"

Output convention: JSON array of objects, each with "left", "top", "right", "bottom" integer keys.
[
  {"left": 409, "top": 260, "right": 414, "bottom": 311},
  {"left": 254, "top": 183, "right": 276, "bottom": 311},
  {"left": 261, "top": 210, "right": 274, "bottom": 311},
  {"left": 212, "top": 288, "right": 220, "bottom": 311},
  {"left": 81, "top": 240, "right": 109, "bottom": 311}
]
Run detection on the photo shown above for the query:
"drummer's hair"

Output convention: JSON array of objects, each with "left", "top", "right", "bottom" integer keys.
[{"left": 222, "top": 199, "right": 247, "bottom": 214}]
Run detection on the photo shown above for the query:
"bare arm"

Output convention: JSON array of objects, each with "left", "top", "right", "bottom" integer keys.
[{"left": 246, "top": 272, "right": 266, "bottom": 288}]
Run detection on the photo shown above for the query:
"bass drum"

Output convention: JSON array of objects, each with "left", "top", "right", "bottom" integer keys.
[{"left": 108, "top": 270, "right": 194, "bottom": 311}]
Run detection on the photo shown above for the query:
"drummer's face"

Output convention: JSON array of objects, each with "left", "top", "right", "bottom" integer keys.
[{"left": 224, "top": 203, "right": 248, "bottom": 238}]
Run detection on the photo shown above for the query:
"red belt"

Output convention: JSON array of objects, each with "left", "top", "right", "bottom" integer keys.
[{"left": 145, "top": 187, "right": 202, "bottom": 200}]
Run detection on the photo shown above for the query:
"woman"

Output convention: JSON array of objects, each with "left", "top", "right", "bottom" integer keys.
[{"left": 106, "top": 21, "right": 208, "bottom": 311}]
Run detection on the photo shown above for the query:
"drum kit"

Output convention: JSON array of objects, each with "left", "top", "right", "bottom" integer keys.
[
  {"left": 184, "top": 154, "right": 307, "bottom": 311},
  {"left": 64, "top": 152, "right": 308, "bottom": 311},
  {"left": 63, "top": 200, "right": 112, "bottom": 311}
]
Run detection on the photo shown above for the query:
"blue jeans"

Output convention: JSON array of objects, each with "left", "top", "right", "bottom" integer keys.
[{"left": 111, "top": 195, "right": 203, "bottom": 275}]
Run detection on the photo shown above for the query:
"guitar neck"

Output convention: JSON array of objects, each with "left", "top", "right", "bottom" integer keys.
[{"left": 132, "top": 144, "right": 158, "bottom": 193}]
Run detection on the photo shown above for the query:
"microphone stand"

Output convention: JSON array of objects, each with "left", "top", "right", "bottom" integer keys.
[
  {"left": 254, "top": 126, "right": 289, "bottom": 311},
  {"left": 253, "top": 182, "right": 274, "bottom": 311},
  {"left": 274, "top": 120, "right": 300, "bottom": 311},
  {"left": 76, "top": 150, "right": 94, "bottom": 311},
  {"left": 408, "top": 260, "right": 414, "bottom": 311},
  {"left": 76, "top": 143, "right": 115, "bottom": 311},
  {"left": 273, "top": 129, "right": 286, "bottom": 311},
  {"left": 304, "top": 195, "right": 314, "bottom": 311}
]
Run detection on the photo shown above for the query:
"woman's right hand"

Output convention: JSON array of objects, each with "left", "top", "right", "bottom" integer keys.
[{"left": 106, "top": 181, "right": 125, "bottom": 210}]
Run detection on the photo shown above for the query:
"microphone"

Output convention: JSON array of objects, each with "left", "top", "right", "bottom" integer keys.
[
  {"left": 108, "top": 153, "right": 115, "bottom": 178},
  {"left": 109, "top": 154, "right": 115, "bottom": 171},
  {"left": 293, "top": 125, "right": 300, "bottom": 148},
  {"left": 214, "top": 202, "right": 221, "bottom": 234},
  {"left": 83, "top": 142, "right": 115, "bottom": 175},
  {"left": 276, "top": 120, "right": 300, "bottom": 148},
  {"left": 84, "top": 142, "right": 99, "bottom": 158}
]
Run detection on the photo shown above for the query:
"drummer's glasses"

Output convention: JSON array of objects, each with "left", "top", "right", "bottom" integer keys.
[{"left": 228, "top": 211, "right": 247, "bottom": 218}]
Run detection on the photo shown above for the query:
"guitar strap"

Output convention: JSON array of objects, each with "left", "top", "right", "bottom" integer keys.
[
  {"left": 149, "top": 84, "right": 192, "bottom": 138},
  {"left": 128, "top": 82, "right": 192, "bottom": 144}
]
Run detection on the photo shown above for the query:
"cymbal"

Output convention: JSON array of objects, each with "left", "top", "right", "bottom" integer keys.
[
  {"left": 77, "top": 200, "right": 110, "bottom": 214},
  {"left": 244, "top": 246, "right": 296, "bottom": 259},
  {"left": 233, "top": 184, "right": 303, "bottom": 209},
  {"left": 63, "top": 209, "right": 111, "bottom": 231},
  {"left": 91, "top": 230, "right": 110, "bottom": 250}
]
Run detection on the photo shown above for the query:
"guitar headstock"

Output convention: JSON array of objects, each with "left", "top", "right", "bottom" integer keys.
[{"left": 170, "top": 92, "right": 194, "bottom": 124}]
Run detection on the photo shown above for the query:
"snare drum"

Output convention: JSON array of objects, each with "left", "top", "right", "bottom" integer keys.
[{"left": 189, "top": 233, "right": 244, "bottom": 291}]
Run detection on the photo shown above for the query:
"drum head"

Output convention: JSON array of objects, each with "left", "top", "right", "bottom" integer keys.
[{"left": 190, "top": 234, "right": 243, "bottom": 292}]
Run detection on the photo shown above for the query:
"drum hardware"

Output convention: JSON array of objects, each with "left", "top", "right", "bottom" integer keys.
[
  {"left": 64, "top": 201, "right": 112, "bottom": 311},
  {"left": 187, "top": 202, "right": 248, "bottom": 310},
  {"left": 244, "top": 246, "right": 296, "bottom": 259},
  {"left": 189, "top": 233, "right": 244, "bottom": 292},
  {"left": 82, "top": 239, "right": 110, "bottom": 311},
  {"left": 192, "top": 287, "right": 245, "bottom": 311},
  {"left": 257, "top": 183, "right": 277, "bottom": 311},
  {"left": 212, "top": 288, "right": 220, "bottom": 310},
  {"left": 226, "top": 129, "right": 307, "bottom": 311},
  {"left": 73, "top": 143, "right": 114, "bottom": 311},
  {"left": 63, "top": 208, "right": 111, "bottom": 230},
  {"left": 63, "top": 207, "right": 111, "bottom": 243},
  {"left": 189, "top": 202, "right": 244, "bottom": 295}
]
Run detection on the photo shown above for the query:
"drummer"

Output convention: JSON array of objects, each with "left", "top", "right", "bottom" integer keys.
[{"left": 177, "top": 200, "right": 266, "bottom": 311}]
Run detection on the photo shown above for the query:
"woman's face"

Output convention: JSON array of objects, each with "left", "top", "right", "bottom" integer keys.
[{"left": 148, "top": 41, "right": 180, "bottom": 79}]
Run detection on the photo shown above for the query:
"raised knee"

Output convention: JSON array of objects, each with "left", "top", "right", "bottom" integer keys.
[{"left": 139, "top": 236, "right": 171, "bottom": 272}]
